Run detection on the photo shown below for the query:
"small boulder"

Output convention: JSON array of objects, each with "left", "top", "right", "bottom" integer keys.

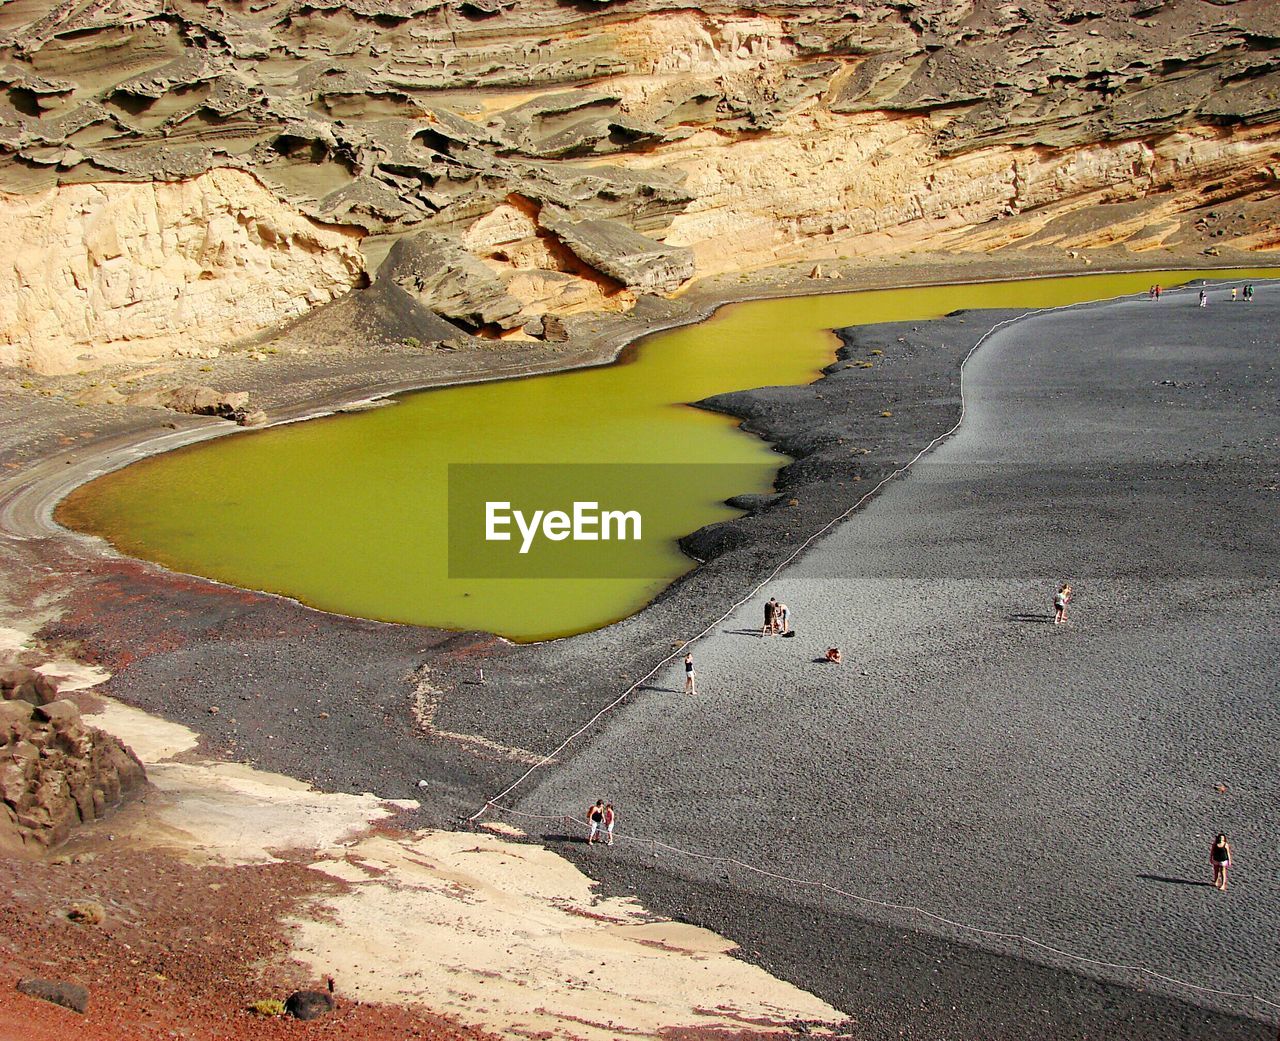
[
  {"left": 16, "top": 977, "right": 89, "bottom": 1014},
  {"left": 0, "top": 666, "right": 57, "bottom": 706},
  {"left": 285, "top": 989, "right": 335, "bottom": 1020},
  {"left": 236, "top": 409, "right": 268, "bottom": 427},
  {"left": 541, "top": 315, "right": 569, "bottom": 342}
]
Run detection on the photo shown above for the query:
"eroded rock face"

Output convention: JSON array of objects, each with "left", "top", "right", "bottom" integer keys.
[
  {"left": 0, "top": 666, "right": 57, "bottom": 707},
  {"left": 0, "top": 692, "right": 147, "bottom": 855},
  {"left": 1, "top": 1, "right": 1279, "bottom": 369},
  {"left": 0, "top": 169, "right": 365, "bottom": 373}
]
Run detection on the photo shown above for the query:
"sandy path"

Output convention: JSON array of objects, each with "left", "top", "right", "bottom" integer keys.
[{"left": 512, "top": 283, "right": 1280, "bottom": 1023}]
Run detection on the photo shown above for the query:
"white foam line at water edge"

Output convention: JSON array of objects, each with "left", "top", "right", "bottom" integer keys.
[
  {"left": 469, "top": 275, "right": 1261, "bottom": 821},
  {"left": 482, "top": 802, "right": 1280, "bottom": 1020}
]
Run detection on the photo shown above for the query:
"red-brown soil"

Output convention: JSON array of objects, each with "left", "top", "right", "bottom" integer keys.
[{"left": 0, "top": 845, "right": 501, "bottom": 1041}]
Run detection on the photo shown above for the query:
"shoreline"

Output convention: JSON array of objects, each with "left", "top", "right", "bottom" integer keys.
[
  {"left": 4, "top": 256, "right": 1274, "bottom": 581},
  {"left": 2, "top": 256, "right": 1277, "bottom": 1041}
]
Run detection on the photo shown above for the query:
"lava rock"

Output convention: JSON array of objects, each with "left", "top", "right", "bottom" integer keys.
[
  {"left": 285, "top": 989, "right": 335, "bottom": 1020},
  {"left": 16, "top": 977, "right": 89, "bottom": 1014}
]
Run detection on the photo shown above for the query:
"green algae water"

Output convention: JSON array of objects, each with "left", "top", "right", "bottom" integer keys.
[{"left": 58, "top": 269, "right": 1271, "bottom": 640}]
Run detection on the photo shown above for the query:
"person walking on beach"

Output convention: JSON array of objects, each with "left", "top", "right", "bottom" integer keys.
[
  {"left": 1245, "top": 283, "right": 1254, "bottom": 301},
  {"left": 603, "top": 803, "right": 616, "bottom": 846},
  {"left": 1154, "top": 284, "right": 1162, "bottom": 300},
  {"left": 1053, "top": 583, "right": 1072, "bottom": 625},
  {"left": 587, "top": 799, "right": 606, "bottom": 844},
  {"left": 1231, "top": 287, "right": 1238, "bottom": 302},
  {"left": 1199, "top": 289, "right": 1208, "bottom": 308},
  {"left": 684, "top": 652, "right": 697, "bottom": 695},
  {"left": 777, "top": 601, "right": 791, "bottom": 635},
  {"left": 763, "top": 597, "right": 778, "bottom": 636},
  {"left": 1211, "top": 833, "right": 1232, "bottom": 890}
]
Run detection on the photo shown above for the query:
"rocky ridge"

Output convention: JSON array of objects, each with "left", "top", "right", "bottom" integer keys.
[{"left": 1, "top": 1, "right": 1279, "bottom": 372}]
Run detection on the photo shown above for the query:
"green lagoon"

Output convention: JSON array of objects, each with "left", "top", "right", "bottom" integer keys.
[{"left": 58, "top": 270, "right": 1270, "bottom": 640}]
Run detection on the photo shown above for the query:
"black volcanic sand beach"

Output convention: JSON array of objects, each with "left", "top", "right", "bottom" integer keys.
[
  {"left": 506, "top": 282, "right": 1280, "bottom": 1036},
  {"left": 24, "top": 277, "right": 1279, "bottom": 1038}
]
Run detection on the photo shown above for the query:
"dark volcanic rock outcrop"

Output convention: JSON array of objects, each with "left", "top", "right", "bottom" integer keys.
[
  {"left": 0, "top": 686, "right": 146, "bottom": 855},
  {"left": 16, "top": 977, "right": 89, "bottom": 1014}
]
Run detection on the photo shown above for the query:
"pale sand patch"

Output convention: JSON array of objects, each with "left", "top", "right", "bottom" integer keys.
[
  {"left": 290, "top": 830, "right": 843, "bottom": 1040},
  {"left": 85, "top": 696, "right": 415, "bottom": 865},
  {"left": 129, "top": 761, "right": 414, "bottom": 865},
  {"left": 35, "top": 658, "right": 110, "bottom": 692},
  {"left": 91, "top": 698, "right": 198, "bottom": 762},
  {"left": 0, "top": 625, "right": 31, "bottom": 655}
]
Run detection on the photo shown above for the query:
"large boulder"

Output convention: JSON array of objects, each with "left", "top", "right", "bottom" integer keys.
[
  {"left": 382, "top": 230, "right": 524, "bottom": 331},
  {"left": 0, "top": 666, "right": 57, "bottom": 707},
  {"left": 125, "top": 384, "right": 251, "bottom": 418},
  {"left": 537, "top": 206, "right": 694, "bottom": 294}
]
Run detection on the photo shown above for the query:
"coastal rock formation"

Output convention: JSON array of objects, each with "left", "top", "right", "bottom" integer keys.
[
  {"left": 1, "top": 1, "right": 1279, "bottom": 370},
  {"left": 0, "top": 688, "right": 147, "bottom": 855},
  {"left": 122, "top": 383, "right": 253, "bottom": 421},
  {"left": 0, "top": 169, "right": 365, "bottom": 373}
]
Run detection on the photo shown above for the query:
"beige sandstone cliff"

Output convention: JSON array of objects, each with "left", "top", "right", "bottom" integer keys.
[
  {"left": 0, "top": 168, "right": 364, "bottom": 373},
  {"left": 1, "top": 1, "right": 1279, "bottom": 373}
]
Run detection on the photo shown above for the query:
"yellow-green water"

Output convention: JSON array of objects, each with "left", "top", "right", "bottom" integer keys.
[{"left": 58, "top": 269, "right": 1271, "bottom": 640}]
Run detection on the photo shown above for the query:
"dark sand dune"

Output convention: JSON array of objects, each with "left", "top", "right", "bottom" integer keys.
[{"left": 516, "top": 284, "right": 1280, "bottom": 1037}]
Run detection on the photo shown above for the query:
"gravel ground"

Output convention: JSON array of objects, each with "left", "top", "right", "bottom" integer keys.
[
  {"left": 510, "top": 281, "right": 1280, "bottom": 1034},
  {"left": 6, "top": 271, "right": 1277, "bottom": 1038}
]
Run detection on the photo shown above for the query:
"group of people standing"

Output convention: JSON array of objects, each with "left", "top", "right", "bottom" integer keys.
[
  {"left": 585, "top": 799, "right": 616, "bottom": 845},
  {"left": 1192, "top": 284, "right": 1255, "bottom": 307},
  {"left": 762, "top": 596, "right": 791, "bottom": 636}
]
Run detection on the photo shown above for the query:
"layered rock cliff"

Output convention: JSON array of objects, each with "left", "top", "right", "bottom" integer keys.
[
  {"left": 1, "top": 0, "right": 1279, "bottom": 372},
  {"left": 0, "top": 168, "right": 364, "bottom": 372}
]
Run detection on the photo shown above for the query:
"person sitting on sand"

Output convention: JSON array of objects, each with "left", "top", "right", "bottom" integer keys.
[
  {"left": 825, "top": 647, "right": 842, "bottom": 664},
  {"left": 587, "top": 799, "right": 605, "bottom": 844},
  {"left": 1211, "top": 833, "right": 1232, "bottom": 890},
  {"left": 1053, "top": 583, "right": 1072, "bottom": 625}
]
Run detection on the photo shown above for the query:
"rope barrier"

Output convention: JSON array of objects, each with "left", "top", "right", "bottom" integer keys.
[{"left": 461, "top": 275, "right": 1278, "bottom": 1019}]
